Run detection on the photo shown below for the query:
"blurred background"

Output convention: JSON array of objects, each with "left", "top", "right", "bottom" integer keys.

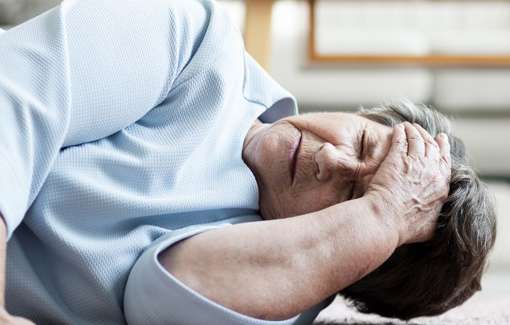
[{"left": 1, "top": 0, "right": 509, "bottom": 323}]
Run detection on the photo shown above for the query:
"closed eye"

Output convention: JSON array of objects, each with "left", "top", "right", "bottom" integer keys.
[
  {"left": 351, "top": 129, "right": 367, "bottom": 200},
  {"left": 359, "top": 129, "right": 366, "bottom": 159}
]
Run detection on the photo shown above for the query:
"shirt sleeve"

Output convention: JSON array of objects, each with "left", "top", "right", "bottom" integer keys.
[
  {"left": 0, "top": 0, "right": 213, "bottom": 238},
  {"left": 123, "top": 223, "right": 304, "bottom": 325}
]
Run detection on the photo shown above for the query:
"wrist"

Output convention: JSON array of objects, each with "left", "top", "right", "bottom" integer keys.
[{"left": 363, "top": 191, "right": 404, "bottom": 247}]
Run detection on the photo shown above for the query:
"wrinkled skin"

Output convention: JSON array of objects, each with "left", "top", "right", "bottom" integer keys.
[
  {"left": 243, "top": 112, "right": 450, "bottom": 245},
  {"left": 367, "top": 121, "right": 451, "bottom": 244}
]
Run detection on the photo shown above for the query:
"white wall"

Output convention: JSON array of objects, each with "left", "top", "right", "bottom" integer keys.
[{"left": 488, "top": 183, "right": 510, "bottom": 271}]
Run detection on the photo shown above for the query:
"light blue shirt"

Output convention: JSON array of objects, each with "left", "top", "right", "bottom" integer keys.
[{"left": 0, "top": 0, "right": 332, "bottom": 324}]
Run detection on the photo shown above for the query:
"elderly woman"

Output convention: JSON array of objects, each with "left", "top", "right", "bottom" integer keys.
[{"left": 0, "top": 0, "right": 496, "bottom": 324}]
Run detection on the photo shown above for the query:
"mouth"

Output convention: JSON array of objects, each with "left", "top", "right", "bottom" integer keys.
[{"left": 290, "top": 131, "right": 302, "bottom": 185}]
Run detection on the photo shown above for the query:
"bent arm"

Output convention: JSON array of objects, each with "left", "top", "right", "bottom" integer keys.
[
  {"left": 0, "top": 0, "right": 210, "bottom": 238},
  {"left": 159, "top": 195, "right": 399, "bottom": 321}
]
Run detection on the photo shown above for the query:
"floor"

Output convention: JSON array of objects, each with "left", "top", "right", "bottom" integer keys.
[{"left": 314, "top": 272, "right": 510, "bottom": 325}]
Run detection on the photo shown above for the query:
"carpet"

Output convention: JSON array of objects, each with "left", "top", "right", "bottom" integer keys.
[{"left": 314, "top": 272, "right": 510, "bottom": 325}]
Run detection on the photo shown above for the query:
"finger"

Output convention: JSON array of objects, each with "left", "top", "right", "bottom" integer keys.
[
  {"left": 404, "top": 122, "right": 425, "bottom": 158},
  {"left": 357, "top": 156, "right": 379, "bottom": 177},
  {"left": 388, "top": 123, "right": 407, "bottom": 158},
  {"left": 436, "top": 133, "right": 452, "bottom": 170},
  {"left": 413, "top": 123, "right": 440, "bottom": 159}
]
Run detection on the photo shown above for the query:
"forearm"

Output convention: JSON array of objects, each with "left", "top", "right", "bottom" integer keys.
[{"left": 159, "top": 195, "right": 399, "bottom": 320}]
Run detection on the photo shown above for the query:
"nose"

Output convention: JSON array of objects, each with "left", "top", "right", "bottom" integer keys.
[
  {"left": 314, "top": 142, "right": 376, "bottom": 182},
  {"left": 314, "top": 143, "right": 354, "bottom": 181}
]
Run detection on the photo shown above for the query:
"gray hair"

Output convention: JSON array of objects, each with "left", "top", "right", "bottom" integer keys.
[{"left": 339, "top": 101, "right": 497, "bottom": 319}]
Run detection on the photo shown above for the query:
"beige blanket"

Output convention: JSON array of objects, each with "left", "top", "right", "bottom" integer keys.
[{"left": 314, "top": 293, "right": 510, "bottom": 325}]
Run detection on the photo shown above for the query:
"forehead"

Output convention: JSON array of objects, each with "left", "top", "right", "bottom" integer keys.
[
  {"left": 298, "top": 112, "right": 389, "bottom": 129},
  {"left": 287, "top": 112, "right": 392, "bottom": 144}
]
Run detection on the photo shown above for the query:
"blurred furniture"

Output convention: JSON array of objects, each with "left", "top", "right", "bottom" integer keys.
[
  {"left": 309, "top": 0, "right": 510, "bottom": 66},
  {"left": 244, "top": 0, "right": 274, "bottom": 68}
]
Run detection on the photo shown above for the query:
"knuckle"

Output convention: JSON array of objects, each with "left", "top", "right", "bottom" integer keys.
[
  {"left": 407, "top": 153, "right": 418, "bottom": 161},
  {"left": 443, "top": 162, "right": 452, "bottom": 173},
  {"left": 427, "top": 140, "right": 439, "bottom": 150},
  {"left": 353, "top": 163, "right": 362, "bottom": 179},
  {"left": 393, "top": 139, "right": 405, "bottom": 146}
]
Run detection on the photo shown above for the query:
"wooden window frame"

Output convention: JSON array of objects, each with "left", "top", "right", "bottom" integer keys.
[{"left": 308, "top": 0, "right": 510, "bottom": 66}]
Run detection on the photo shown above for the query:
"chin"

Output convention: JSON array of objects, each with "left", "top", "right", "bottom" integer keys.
[
  {"left": 259, "top": 201, "right": 287, "bottom": 220},
  {"left": 247, "top": 128, "right": 296, "bottom": 180},
  {"left": 259, "top": 192, "right": 301, "bottom": 220}
]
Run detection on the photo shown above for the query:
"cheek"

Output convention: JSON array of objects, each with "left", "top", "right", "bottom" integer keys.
[
  {"left": 249, "top": 127, "right": 295, "bottom": 176},
  {"left": 286, "top": 184, "right": 347, "bottom": 216},
  {"left": 254, "top": 132, "right": 282, "bottom": 164}
]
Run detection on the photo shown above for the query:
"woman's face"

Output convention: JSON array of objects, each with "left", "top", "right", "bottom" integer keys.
[{"left": 243, "top": 112, "right": 393, "bottom": 219}]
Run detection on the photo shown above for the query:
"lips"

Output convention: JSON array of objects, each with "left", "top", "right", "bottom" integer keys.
[{"left": 290, "top": 131, "right": 302, "bottom": 184}]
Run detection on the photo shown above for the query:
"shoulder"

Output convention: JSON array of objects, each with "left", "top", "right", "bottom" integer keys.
[
  {"left": 60, "top": 0, "right": 224, "bottom": 29},
  {"left": 162, "top": 0, "right": 246, "bottom": 86},
  {"left": 58, "top": 0, "right": 218, "bottom": 36}
]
